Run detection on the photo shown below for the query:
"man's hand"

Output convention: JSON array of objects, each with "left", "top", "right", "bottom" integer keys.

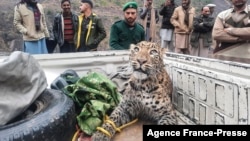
[
  {"left": 145, "top": 2, "right": 148, "bottom": 8},
  {"left": 145, "top": 1, "right": 152, "bottom": 9},
  {"left": 224, "top": 28, "right": 233, "bottom": 35},
  {"left": 223, "top": 20, "right": 233, "bottom": 28}
]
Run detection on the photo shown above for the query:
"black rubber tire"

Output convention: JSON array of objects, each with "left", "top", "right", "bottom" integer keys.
[
  {"left": 0, "top": 89, "right": 76, "bottom": 141},
  {"left": 50, "top": 69, "right": 80, "bottom": 90}
]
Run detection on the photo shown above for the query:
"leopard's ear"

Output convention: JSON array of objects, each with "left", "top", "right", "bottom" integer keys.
[
  {"left": 160, "top": 47, "right": 167, "bottom": 57},
  {"left": 129, "top": 43, "right": 136, "bottom": 51},
  {"left": 161, "top": 47, "right": 167, "bottom": 54}
]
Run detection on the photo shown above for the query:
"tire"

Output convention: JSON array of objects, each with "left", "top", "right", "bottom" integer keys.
[
  {"left": 50, "top": 69, "right": 80, "bottom": 90},
  {"left": 0, "top": 89, "right": 76, "bottom": 141}
]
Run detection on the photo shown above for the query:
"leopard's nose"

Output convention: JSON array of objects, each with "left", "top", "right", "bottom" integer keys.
[{"left": 137, "top": 58, "right": 147, "bottom": 65}]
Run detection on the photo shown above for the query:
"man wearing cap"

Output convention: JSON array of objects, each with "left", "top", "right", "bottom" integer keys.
[
  {"left": 190, "top": 6, "right": 214, "bottom": 57},
  {"left": 75, "top": 0, "right": 106, "bottom": 52},
  {"left": 109, "top": 1, "right": 145, "bottom": 50},
  {"left": 206, "top": 3, "right": 216, "bottom": 17}
]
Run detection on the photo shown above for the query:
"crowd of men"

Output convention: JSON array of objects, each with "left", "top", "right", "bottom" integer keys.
[
  {"left": 140, "top": 0, "right": 250, "bottom": 61},
  {"left": 13, "top": 0, "right": 250, "bottom": 62}
]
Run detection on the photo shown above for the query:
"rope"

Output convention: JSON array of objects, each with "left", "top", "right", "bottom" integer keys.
[
  {"left": 105, "top": 119, "right": 121, "bottom": 132},
  {"left": 96, "top": 127, "right": 112, "bottom": 138},
  {"left": 72, "top": 115, "right": 139, "bottom": 140},
  {"left": 96, "top": 115, "right": 138, "bottom": 138},
  {"left": 72, "top": 129, "right": 80, "bottom": 141},
  {"left": 118, "top": 118, "right": 138, "bottom": 130}
]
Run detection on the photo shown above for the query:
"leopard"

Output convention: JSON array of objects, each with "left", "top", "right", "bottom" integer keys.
[{"left": 92, "top": 41, "right": 177, "bottom": 141}]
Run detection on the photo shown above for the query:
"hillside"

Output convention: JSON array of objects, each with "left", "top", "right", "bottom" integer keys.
[{"left": 0, "top": 0, "right": 211, "bottom": 53}]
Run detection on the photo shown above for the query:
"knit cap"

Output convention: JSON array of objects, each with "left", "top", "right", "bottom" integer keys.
[{"left": 123, "top": 1, "right": 138, "bottom": 11}]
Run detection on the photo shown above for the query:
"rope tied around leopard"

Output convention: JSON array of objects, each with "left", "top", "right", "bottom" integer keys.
[{"left": 96, "top": 115, "right": 138, "bottom": 137}]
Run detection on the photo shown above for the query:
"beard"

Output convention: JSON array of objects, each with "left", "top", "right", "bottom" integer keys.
[
  {"left": 234, "top": 2, "right": 246, "bottom": 9},
  {"left": 125, "top": 17, "right": 136, "bottom": 25},
  {"left": 203, "top": 14, "right": 209, "bottom": 18},
  {"left": 182, "top": 1, "right": 190, "bottom": 9}
]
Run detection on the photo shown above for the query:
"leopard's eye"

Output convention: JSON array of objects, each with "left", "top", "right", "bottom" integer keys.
[
  {"left": 150, "top": 49, "right": 158, "bottom": 55},
  {"left": 134, "top": 47, "right": 140, "bottom": 52}
]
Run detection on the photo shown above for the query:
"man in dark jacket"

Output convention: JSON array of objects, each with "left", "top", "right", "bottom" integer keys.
[
  {"left": 190, "top": 6, "right": 214, "bottom": 57},
  {"left": 53, "top": 0, "right": 78, "bottom": 53},
  {"left": 75, "top": 0, "right": 106, "bottom": 52},
  {"left": 159, "top": 0, "right": 176, "bottom": 52},
  {"left": 109, "top": 1, "right": 145, "bottom": 50}
]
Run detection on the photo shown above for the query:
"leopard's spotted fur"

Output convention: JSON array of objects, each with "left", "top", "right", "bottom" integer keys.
[{"left": 92, "top": 41, "right": 177, "bottom": 141}]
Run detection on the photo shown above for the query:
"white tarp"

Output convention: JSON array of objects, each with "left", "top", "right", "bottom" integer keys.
[{"left": 0, "top": 51, "right": 47, "bottom": 125}]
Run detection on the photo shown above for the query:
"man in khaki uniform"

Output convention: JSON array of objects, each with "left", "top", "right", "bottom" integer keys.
[
  {"left": 212, "top": 0, "right": 250, "bottom": 63},
  {"left": 213, "top": 0, "right": 250, "bottom": 52},
  {"left": 170, "top": 0, "right": 195, "bottom": 54}
]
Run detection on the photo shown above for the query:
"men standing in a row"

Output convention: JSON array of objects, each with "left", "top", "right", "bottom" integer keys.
[
  {"left": 109, "top": 2, "right": 145, "bottom": 50},
  {"left": 171, "top": 0, "right": 195, "bottom": 54},
  {"left": 190, "top": 6, "right": 214, "bottom": 57},
  {"left": 140, "top": 0, "right": 159, "bottom": 42},
  {"left": 75, "top": 0, "right": 106, "bottom": 52},
  {"left": 53, "top": 0, "right": 78, "bottom": 53},
  {"left": 159, "top": 0, "right": 177, "bottom": 52}
]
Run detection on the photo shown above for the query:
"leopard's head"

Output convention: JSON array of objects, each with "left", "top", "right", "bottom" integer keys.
[{"left": 129, "top": 41, "right": 166, "bottom": 80}]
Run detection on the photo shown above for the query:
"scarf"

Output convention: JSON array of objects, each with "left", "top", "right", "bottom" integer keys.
[
  {"left": 183, "top": 6, "right": 189, "bottom": 27},
  {"left": 27, "top": 2, "right": 41, "bottom": 31},
  {"left": 33, "top": 7, "right": 41, "bottom": 31},
  {"left": 142, "top": 4, "right": 156, "bottom": 42}
]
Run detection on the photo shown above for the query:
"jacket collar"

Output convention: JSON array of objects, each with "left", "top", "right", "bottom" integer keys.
[{"left": 80, "top": 13, "right": 96, "bottom": 19}]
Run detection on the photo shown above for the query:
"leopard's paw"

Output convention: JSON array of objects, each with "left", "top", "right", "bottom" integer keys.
[{"left": 92, "top": 131, "right": 111, "bottom": 141}]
